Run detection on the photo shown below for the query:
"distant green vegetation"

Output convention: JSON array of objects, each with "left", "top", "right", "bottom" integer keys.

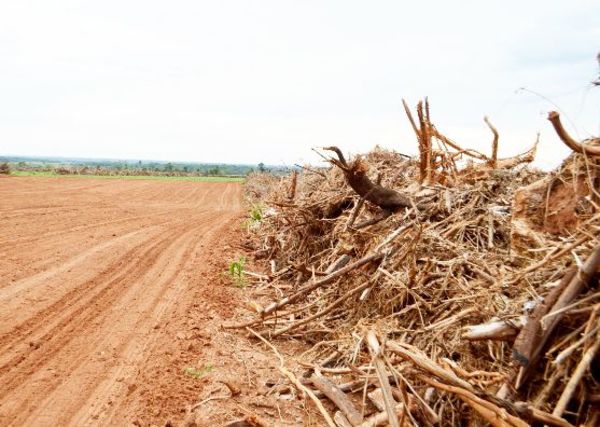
[
  {"left": 10, "top": 170, "right": 244, "bottom": 182},
  {"left": 0, "top": 155, "right": 292, "bottom": 179}
]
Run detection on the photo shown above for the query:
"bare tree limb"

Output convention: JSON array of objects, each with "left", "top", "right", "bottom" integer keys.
[
  {"left": 484, "top": 116, "right": 499, "bottom": 168},
  {"left": 323, "top": 146, "right": 414, "bottom": 211},
  {"left": 548, "top": 111, "right": 600, "bottom": 156}
]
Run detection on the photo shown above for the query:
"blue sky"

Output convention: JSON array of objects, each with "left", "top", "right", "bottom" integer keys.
[{"left": 0, "top": 1, "right": 598, "bottom": 168}]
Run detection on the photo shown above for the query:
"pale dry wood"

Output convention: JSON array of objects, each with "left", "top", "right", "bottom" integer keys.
[
  {"left": 365, "top": 331, "right": 399, "bottom": 427},
  {"left": 484, "top": 116, "right": 499, "bottom": 168},
  {"left": 262, "top": 251, "right": 384, "bottom": 315},
  {"left": 386, "top": 341, "right": 474, "bottom": 391},
  {"left": 270, "top": 279, "right": 373, "bottom": 336},
  {"left": 359, "top": 403, "right": 409, "bottom": 427},
  {"left": 552, "top": 336, "right": 600, "bottom": 418},
  {"left": 462, "top": 316, "right": 526, "bottom": 341},
  {"left": 513, "top": 402, "right": 574, "bottom": 427},
  {"left": 512, "top": 267, "right": 577, "bottom": 374},
  {"left": 537, "top": 245, "right": 600, "bottom": 339},
  {"left": 420, "top": 377, "right": 528, "bottom": 427},
  {"left": 246, "top": 327, "right": 337, "bottom": 427},
  {"left": 334, "top": 411, "right": 354, "bottom": 427},
  {"left": 311, "top": 370, "right": 363, "bottom": 426}
]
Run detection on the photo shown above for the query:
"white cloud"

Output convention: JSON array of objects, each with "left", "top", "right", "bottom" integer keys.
[{"left": 0, "top": 0, "right": 598, "bottom": 168}]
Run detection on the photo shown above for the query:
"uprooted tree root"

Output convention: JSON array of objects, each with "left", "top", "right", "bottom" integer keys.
[{"left": 231, "top": 100, "right": 599, "bottom": 426}]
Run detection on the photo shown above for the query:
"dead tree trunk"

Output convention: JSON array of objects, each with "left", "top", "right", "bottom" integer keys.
[{"left": 323, "top": 146, "right": 413, "bottom": 211}]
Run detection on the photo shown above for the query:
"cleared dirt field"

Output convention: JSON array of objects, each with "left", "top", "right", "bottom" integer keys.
[{"left": 0, "top": 177, "right": 244, "bottom": 426}]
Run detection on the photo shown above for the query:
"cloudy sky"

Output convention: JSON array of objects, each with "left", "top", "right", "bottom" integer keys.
[{"left": 0, "top": 1, "right": 598, "bottom": 168}]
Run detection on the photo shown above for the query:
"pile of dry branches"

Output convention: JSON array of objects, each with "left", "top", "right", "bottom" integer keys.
[{"left": 229, "top": 102, "right": 600, "bottom": 426}]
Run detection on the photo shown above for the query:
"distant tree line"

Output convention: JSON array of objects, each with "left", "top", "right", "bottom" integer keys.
[{"left": 0, "top": 156, "right": 293, "bottom": 177}]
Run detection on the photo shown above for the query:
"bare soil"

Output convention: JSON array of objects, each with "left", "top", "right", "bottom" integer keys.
[{"left": 0, "top": 177, "right": 312, "bottom": 427}]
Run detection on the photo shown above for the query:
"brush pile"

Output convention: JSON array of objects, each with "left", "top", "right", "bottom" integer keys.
[{"left": 229, "top": 101, "right": 600, "bottom": 426}]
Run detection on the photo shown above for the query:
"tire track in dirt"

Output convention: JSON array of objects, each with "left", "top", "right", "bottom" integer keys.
[
  {"left": 0, "top": 213, "right": 160, "bottom": 248},
  {"left": 0, "top": 220, "right": 189, "bottom": 346},
  {"left": 0, "top": 223, "right": 189, "bottom": 390},
  {"left": 0, "top": 222, "right": 209, "bottom": 426},
  {"left": 0, "top": 216, "right": 176, "bottom": 289},
  {"left": 65, "top": 216, "right": 235, "bottom": 426},
  {"left": 0, "top": 177, "right": 244, "bottom": 426}
]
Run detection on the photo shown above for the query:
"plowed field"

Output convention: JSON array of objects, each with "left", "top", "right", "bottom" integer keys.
[{"left": 0, "top": 177, "right": 244, "bottom": 426}]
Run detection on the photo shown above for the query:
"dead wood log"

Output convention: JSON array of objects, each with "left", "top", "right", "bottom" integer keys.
[
  {"left": 387, "top": 341, "right": 474, "bottom": 391},
  {"left": 334, "top": 412, "right": 354, "bottom": 427},
  {"left": 325, "top": 254, "right": 352, "bottom": 274},
  {"left": 366, "top": 331, "right": 400, "bottom": 427},
  {"left": 462, "top": 316, "right": 526, "bottom": 341},
  {"left": 548, "top": 111, "right": 600, "bottom": 156},
  {"left": 359, "top": 401, "right": 413, "bottom": 427},
  {"left": 323, "top": 146, "right": 413, "bottom": 211},
  {"left": 354, "top": 209, "right": 392, "bottom": 230},
  {"left": 495, "top": 136, "right": 538, "bottom": 169},
  {"left": 346, "top": 195, "right": 366, "bottom": 230},
  {"left": 311, "top": 371, "right": 363, "bottom": 426},
  {"left": 262, "top": 224, "right": 409, "bottom": 316},
  {"left": 511, "top": 267, "right": 576, "bottom": 385},
  {"left": 513, "top": 245, "right": 600, "bottom": 388},
  {"left": 513, "top": 402, "right": 575, "bottom": 427},
  {"left": 552, "top": 335, "right": 600, "bottom": 418},
  {"left": 430, "top": 125, "right": 490, "bottom": 161},
  {"left": 420, "top": 377, "right": 528, "bottom": 427}
]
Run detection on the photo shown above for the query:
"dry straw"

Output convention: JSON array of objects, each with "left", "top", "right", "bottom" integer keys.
[{"left": 230, "top": 101, "right": 600, "bottom": 426}]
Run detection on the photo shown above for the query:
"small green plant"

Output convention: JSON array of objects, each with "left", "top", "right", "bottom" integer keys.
[
  {"left": 184, "top": 363, "right": 213, "bottom": 379},
  {"left": 228, "top": 256, "right": 246, "bottom": 287},
  {"left": 246, "top": 203, "right": 264, "bottom": 229},
  {"left": 250, "top": 204, "right": 262, "bottom": 221}
]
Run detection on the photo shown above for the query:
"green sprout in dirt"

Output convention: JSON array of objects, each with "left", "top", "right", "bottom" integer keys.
[
  {"left": 184, "top": 363, "right": 213, "bottom": 379},
  {"left": 228, "top": 256, "right": 246, "bottom": 288},
  {"left": 245, "top": 203, "right": 264, "bottom": 229}
]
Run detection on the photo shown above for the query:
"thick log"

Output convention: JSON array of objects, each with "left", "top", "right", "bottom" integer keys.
[
  {"left": 513, "top": 246, "right": 600, "bottom": 389},
  {"left": 512, "top": 267, "right": 576, "bottom": 371},
  {"left": 323, "top": 146, "right": 413, "bottom": 211},
  {"left": 311, "top": 371, "right": 363, "bottom": 426}
]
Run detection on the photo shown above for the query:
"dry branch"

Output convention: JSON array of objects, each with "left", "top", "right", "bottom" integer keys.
[
  {"left": 240, "top": 97, "right": 600, "bottom": 425},
  {"left": 514, "top": 246, "right": 600, "bottom": 384},
  {"left": 552, "top": 336, "right": 600, "bottom": 418},
  {"left": 366, "top": 331, "right": 399, "bottom": 427},
  {"left": 462, "top": 316, "right": 526, "bottom": 341},
  {"left": 323, "top": 146, "right": 414, "bottom": 211},
  {"left": 548, "top": 111, "right": 600, "bottom": 156},
  {"left": 484, "top": 116, "right": 499, "bottom": 168},
  {"left": 421, "top": 377, "right": 528, "bottom": 427},
  {"left": 311, "top": 371, "right": 363, "bottom": 426},
  {"left": 261, "top": 251, "right": 385, "bottom": 316}
]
